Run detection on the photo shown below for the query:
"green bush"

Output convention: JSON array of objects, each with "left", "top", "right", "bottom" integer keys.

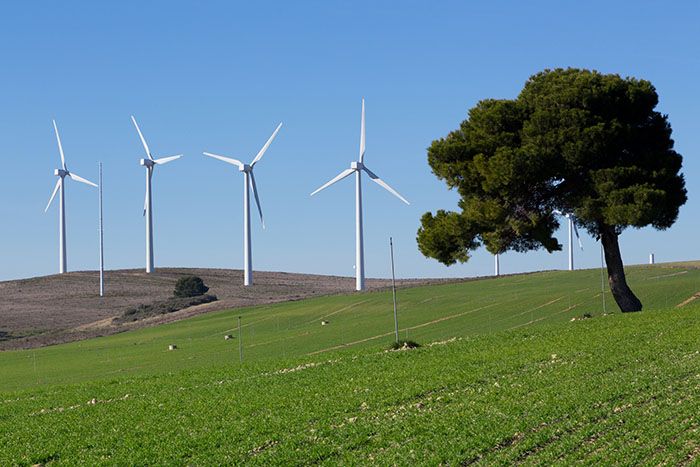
[
  {"left": 115, "top": 294, "right": 217, "bottom": 324},
  {"left": 174, "top": 276, "right": 209, "bottom": 298},
  {"left": 388, "top": 340, "right": 421, "bottom": 351}
]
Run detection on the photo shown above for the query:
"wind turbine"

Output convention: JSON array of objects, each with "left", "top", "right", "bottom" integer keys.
[
  {"left": 554, "top": 210, "right": 583, "bottom": 270},
  {"left": 203, "top": 122, "right": 283, "bottom": 286},
  {"left": 311, "top": 99, "right": 409, "bottom": 291},
  {"left": 44, "top": 120, "right": 98, "bottom": 274},
  {"left": 131, "top": 116, "right": 182, "bottom": 273}
]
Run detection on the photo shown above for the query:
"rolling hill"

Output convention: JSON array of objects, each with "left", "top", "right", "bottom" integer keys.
[
  {"left": 1, "top": 263, "right": 699, "bottom": 464},
  {"left": 1, "top": 262, "right": 698, "bottom": 391},
  {"left": 0, "top": 268, "right": 452, "bottom": 350}
]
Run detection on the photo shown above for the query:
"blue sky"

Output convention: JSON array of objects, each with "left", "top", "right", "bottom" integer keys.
[{"left": 1, "top": 1, "right": 698, "bottom": 281}]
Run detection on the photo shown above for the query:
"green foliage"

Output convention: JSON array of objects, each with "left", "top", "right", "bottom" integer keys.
[
  {"left": 417, "top": 210, "right": 478, "bottom": 264},
  {"left": 174, "top": 275, "right": 209, "bottom": 298},
  {"left": 418, "top": 68, "right": 686, "bottom": 260}
]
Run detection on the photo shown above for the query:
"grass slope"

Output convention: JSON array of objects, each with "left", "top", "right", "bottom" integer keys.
[
  {"left": 1, "top": 263, "right": 698, "bottom": 392},
  {"left": 1, "top": 305, "right": 698, "bottom": 464}
]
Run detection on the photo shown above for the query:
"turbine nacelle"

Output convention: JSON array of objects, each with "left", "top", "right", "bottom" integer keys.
[
  {"left": 140, "top": 158, "right": 155, "bottom": 168},
  {"left": 350, "top": 161, "right": 363, "bottom": 170},
  {"left": 240, "top": 164, "right": 252, "bottom": 173},
  {"left": 54, "top": 168, "right": 68, "bottom": 177}
]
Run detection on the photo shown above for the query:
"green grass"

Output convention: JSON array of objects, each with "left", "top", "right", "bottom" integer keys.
[
  {"left": 1, "top": 264, "right": 699, "bottom": 464},
  {"left": 2, "top": 304, "right": 699, "bottom": 464},
  {"left": 1, "top": 263, "right": 698, "bottom": 392}
]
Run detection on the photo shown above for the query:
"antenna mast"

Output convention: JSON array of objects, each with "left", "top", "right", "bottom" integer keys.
[{"left": 99, "top": 162, "right": 104, "bottom": 297}]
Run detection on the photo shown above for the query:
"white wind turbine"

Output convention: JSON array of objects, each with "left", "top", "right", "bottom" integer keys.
[
  {"left": 44, "top": 120, "right": 98, "bottom": 274},
  {"left": 554, "top": 210, "right": 583, "bottom": 270},
  {"left": 311, "top": 99, "right": 409, "bottom": 291},
  {"left": 131, "top": 116, "right": 182, "bottom": 273},
  {"left": 203, "top": 122, "right": 283, "bottom": 286}
]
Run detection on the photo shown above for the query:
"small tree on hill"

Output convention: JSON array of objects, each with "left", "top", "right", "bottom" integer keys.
[
  {"left": 418, "top": 68, "right": 686, "bottom": 312},
  {"left": 174, "top": 276, "right": 209, "bottom": 298}
]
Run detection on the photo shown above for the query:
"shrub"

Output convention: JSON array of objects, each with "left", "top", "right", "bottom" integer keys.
[
  {"left": 388, "top": 340, "right": 421, "bottom": 351},
  {"left": 174, "top": 276, "right": 209, "bottom": 298},
  {"left": 115, "top": 294, "right": 217, "bottom": 324}
]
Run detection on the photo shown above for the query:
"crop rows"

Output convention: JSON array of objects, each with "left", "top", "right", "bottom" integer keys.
[{"left": 1, "top": 303, "right": 698, "bottom": 464}]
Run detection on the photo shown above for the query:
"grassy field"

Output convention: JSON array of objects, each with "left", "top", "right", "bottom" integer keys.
[
  {"left": 0, "top": 263, "right": 698, "bottom": 392},
  {"left": 1, "top": 264, "right": 699, "bottom": 464},
  {"left": 1, "top": 304, "right": 699, "bottom": 464}
]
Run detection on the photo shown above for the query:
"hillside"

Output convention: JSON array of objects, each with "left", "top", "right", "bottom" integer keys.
[
  {"left": 1, "top": 262, "right": 699, "bottom": 392},
  {"left": 0, "top": 268, "right": 453, "bottom": 350},
  {"left": 1, "top": 302, "right": 698, "bottom": 464}
]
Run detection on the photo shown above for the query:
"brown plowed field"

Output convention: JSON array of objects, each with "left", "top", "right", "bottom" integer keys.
[{"left": 0, "top": 268, "right": 461, "bottom": 350}]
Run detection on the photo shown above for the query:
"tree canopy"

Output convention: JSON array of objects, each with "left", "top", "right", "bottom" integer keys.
[
  {"left": 174, "top": 276, "right": 209, "bottom": 298},
  {"left": 418, "top": 68, "right": 686, "bottom": 312}
]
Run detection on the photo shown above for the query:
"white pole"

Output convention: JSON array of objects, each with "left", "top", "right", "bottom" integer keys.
[
  {"left": 59, "top": 176, "right": 67, "bottom": 274},
  {"left": 568, "top": 216, "right": 574, "bottom": 271},
  {"left": 238, "top": 316, "right": 243, "bottom": 362},
  {"left": 243, "top": 171, "right": 252, "bottom": 286},
  {"left": 99, "top": 163, "right": 104, "bottom": 297},
  {"left": 649, "top": 253, "right": 655, "bottom": 265},
  {"left": 355, "top": 169, "right": 365, "bottom": 291},
  {"left": 390, "top": 237, "right": 398, "bottom": 344},
  {"left": 145, "top": 167, "right": 154, "bottom": 273},
  {"left": 494, "top": 253, "right": 500, "bottom": 276}
]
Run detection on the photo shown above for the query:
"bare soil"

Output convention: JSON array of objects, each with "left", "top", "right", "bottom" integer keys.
[{"left": 0, "top": 268, "right": 461, "bottom": 350}]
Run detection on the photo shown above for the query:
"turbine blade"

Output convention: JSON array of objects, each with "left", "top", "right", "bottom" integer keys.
[
  {"left": 362, "top": 166, "right": 410, "bottom": 204},
  {"left": 251, "top": 122, "right": 283, "bottom": 167},
  {"left": 572, "top": 221, "right": 584, "bottom": 250},
  {"left": 131, "top": 116, "right": 153, "bottom": 160},
  {"left": 310, "top": 168, "right": 355, "bottom": 196},
  {"left": 53, "top": 120, "right": 66, "bottom": 170},
  {"left": 154, "top": 154, "right": 182, "bottom": 165},
  {"left": 45, "top": 178, "right": 61, "bottom": 212},
  {"left": 203, "top": 152, "right": 244, "bottom": 168},
  {"left": 249, "top": 171, "right": 264, "bottom": 229},
  {"left": 68, "top": 172, "right": 98, "bottom": 187},
  {"left": 359, "top": 98, "right": 365, "bottom": 163}
]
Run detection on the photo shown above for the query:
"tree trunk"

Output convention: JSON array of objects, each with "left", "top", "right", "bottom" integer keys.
[{"left": 600, "top": 226, "right": 642, "bottom": 312}]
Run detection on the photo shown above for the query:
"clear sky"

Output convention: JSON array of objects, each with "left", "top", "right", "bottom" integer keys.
[{"left": 1, "top": 1, "right": 698, "bottom": 281}]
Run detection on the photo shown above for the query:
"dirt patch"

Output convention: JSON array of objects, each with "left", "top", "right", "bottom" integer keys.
[
  {"left": 0, "top": 268, "right": 462, "bottom": 350},
  {"left": 676, "top": 292, "right": 700, "bottom": 308},
  {"left": 647, "top": 270, "right": 688, "bottom": 280}
]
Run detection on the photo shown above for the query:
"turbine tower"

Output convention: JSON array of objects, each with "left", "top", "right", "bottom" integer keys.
[
  {"left": 554, "top": 210, "right": 583, "bottom": 270},
  {"left": 311, "top": 99, "right": 409, "bottom": 291},
  {"left": 44, "top": 120, "right": 98, "bottom": 274},
  {"left": 203, "top": 122, "right": 283, "bottom": 286},
  {"left": 131, "top": 116, "right": 182, "bottom": 273}
]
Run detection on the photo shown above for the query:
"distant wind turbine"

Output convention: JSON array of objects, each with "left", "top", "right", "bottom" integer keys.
[
  {"left": 44, "top": 120, "right": 98, "bottom": 274},
  {"left": 554, "top": 210, "right": 583, "bottom": 270},
  {"left": 311, "top": 99, "right": 409, "bottom": 291},
  {"left": 203, "top": 122, "right": 283, "bottom": 286},
  {"left": 131, "top": 116, "right": 182, "bottom": 273}
]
